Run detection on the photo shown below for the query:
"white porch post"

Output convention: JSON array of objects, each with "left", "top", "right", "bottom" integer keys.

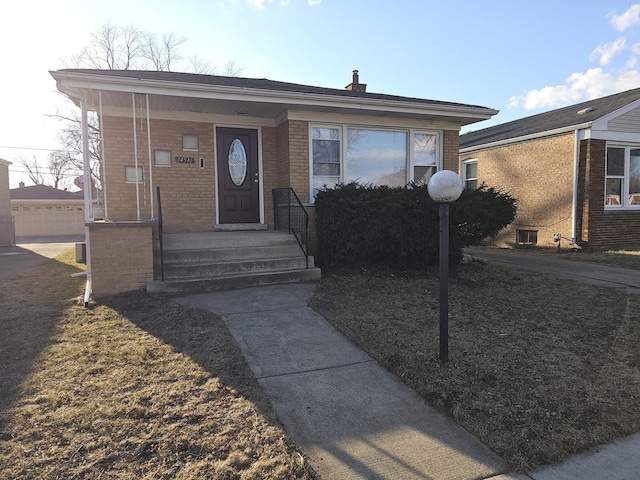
[
  {"left": 99, "top": 90, "right": 108, "bottom": 221},
  {"left": 132, "top": 93, "right": 141, "bottom": 221}
]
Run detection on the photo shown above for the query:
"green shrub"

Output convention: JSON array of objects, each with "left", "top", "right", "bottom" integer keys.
[{"left": 314, "top": 182, "right": 516, "bottom": 269}]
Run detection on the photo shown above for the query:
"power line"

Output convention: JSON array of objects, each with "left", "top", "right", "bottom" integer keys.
[{"left": 0, "top": 145, "right": 65, "bottom": 153}]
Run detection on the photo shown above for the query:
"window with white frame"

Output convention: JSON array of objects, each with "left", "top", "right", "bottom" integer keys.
[
  {"left": 154, "top": 149, "right": 172, "bottom": 167},
  {"left": 182, "top": 133, "right": 199, "bottom": 151},
  {"left": 310, "top": 125, "right": 440, "bottom": 201},
  {"left": 462, "top": 159, "right": 478, "bottom": 189},
  {"left": 125, "top": 166, "right": 144, "bottom": 184},
  {"left": 605, "top": 145, "right": 640, "bottom": 207}
]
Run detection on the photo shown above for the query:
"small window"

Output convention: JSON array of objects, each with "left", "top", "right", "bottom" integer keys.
[
  {"left": 414, "top": 132, "right": 437, "bottom": 185},
  {"left": 182, "top": 134, "right": 199, "bottom": 151},
  {"left": 125, "top": 166, "right": 144, "bottom": 184},
  {"left": 516, "top": 229, "right": 538, "bottom": 245},
  {"left": 155, "top": 149, "right": 172, "bottom": 167},
  {"left": 463, "top": 160, "right": 478, "bottom": 189}
]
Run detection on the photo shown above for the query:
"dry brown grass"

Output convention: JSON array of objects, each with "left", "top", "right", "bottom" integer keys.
[
  {"left": 310, "top": 263, "right": 640, "bottom": 472},
  {"left": 0, "top": 251, "right": 314, "bottom": 479}
]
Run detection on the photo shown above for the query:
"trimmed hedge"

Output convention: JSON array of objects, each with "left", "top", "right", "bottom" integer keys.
[{"left": 314, "top": 182, "right": 516, "bottom": 269}]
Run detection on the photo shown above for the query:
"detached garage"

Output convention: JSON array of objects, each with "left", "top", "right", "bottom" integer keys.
[{"left": 10, "top": 184, "right": 84, "bottom": 237}]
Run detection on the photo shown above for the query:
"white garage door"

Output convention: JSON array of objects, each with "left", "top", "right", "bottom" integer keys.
[{"left": 12, "top": 204, "right": 85, "bottom": 237}]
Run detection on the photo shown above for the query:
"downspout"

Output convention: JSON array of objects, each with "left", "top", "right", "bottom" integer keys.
[
  {"left": 571, "top": 129, "right": 580, "bottom": 243},
  {"left": 63, "top": 87, "right": 93, "bottom": 306}
]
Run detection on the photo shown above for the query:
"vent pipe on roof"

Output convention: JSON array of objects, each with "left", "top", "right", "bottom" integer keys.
[
  {"left": 577, "top": 107, "right": 594, "bottom": 115},
  {"left": 19, "top": 181, "right": 25, "bottom": 188},
  {"left": 345, "top": 70, "right": 367, "bottom": 92}
]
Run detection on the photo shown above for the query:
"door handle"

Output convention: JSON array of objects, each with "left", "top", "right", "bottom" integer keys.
[{"left": 254, "top": 179, "right": 259, "bottom": 183}]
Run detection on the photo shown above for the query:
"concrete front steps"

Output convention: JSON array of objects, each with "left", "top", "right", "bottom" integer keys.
[{"left": 147, "top": 230, "right": 321, "bottom": 295}]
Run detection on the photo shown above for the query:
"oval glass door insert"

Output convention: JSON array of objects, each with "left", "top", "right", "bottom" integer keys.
[{"left": 228, "top": 138, "right": 247, "bottom": 186}]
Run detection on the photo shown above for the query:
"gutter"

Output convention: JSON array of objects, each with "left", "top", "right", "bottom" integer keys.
[{"left": 572, "top": 129, "right": 581, "bottom": 243}]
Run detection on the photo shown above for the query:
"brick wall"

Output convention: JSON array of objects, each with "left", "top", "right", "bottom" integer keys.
[
  {"left": 88, "top": 222, "right": 154, "bottom": 297},
  {"left": 102, "top": 116, "right": 216, "bottom": 232},
  {"left": 443, "top": 130, "right": 460, "bottom": 171},
  {"left": 580, "top": 138, "right": 640, "bottom": 247},
  {"left": 462, "top": 133, "right": 576, "bottom": 247}
]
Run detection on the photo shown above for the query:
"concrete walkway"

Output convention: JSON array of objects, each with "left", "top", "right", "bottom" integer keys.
[
  {"left": 0, "top": 236, "right": 83, "bottom": 282},
  {"left": 175, "top": 283, "right": 513, "bottom": 480}
]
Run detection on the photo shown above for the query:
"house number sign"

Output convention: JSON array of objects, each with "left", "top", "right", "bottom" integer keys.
[{"left": 175, "top": 156, "right": 195, "bottom": 164}]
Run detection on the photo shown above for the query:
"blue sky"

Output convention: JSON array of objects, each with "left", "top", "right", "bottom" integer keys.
[{"left": 2, "top": 0, "right": 640, "bottom": 187}]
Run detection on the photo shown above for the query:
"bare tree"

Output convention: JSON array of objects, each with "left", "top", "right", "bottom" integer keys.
[
  {"left": 52, "top": 23, "right": 243, "bottom": 192},
  {"left": 17, "top": 155, "right": 46, "bottom": 185}
]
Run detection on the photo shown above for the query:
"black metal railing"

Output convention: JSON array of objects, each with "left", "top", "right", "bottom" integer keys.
[
  {"left": 156, "top": 186, "right": 165, "bottom": 281},
  {"left": 273, "top": 187, "right": 309, "bottom": 268}
]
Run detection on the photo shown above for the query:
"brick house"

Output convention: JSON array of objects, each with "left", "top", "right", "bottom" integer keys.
[
  {"left": 0, "top": 158, "right": 14, "bottom": 246},
  {"left": 51, "top": 69, "right": 496, "bottom": 299},
  {"left": 459, "top": 87, "right": 640, "bottom": 249}
]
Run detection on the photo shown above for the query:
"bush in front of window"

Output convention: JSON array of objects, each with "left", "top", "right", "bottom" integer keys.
[{"left": 314, "top": 182, "right": 516, "bottom": 270}]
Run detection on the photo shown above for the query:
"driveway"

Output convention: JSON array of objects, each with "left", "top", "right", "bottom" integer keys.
[
  {"left": 466, "top": 247, "right": 640, "bottom": 291},
  {"left": 0, "top": 236, "right": 84, "bottom": 282}
]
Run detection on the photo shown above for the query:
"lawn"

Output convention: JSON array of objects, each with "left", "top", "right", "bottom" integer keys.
[
  {"left": 310, "top": 261, "right": 640, "bottom": 472},
  {"left": 0, "top": 250, "right": 314, "bottom": 479}
]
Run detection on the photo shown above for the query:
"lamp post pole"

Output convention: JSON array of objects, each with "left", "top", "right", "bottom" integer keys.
[
  {"left": 427, "top": 170, "right": 464, "bottom": 364},
  {"left": 439, "top": 202, "right": 450, "bottom": 363}
]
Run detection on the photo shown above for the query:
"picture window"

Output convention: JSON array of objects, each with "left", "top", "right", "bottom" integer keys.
[{"left": 516, "top": 229, "right": 538, "bottom": 245}]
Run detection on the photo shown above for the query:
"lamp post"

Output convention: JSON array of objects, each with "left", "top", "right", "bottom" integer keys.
[{"left": 427, "top": 170, "right": 464, "bottom": 363}]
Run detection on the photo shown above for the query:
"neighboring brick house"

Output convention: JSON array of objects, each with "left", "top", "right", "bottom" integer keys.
[
  {"left": 51, "top": 69, "right": 497, "bottom": 297},
  {"left": 0, "top": 158, "right": 14, "bottom": 246},
  {"left": 10, "top": 183, "right": 85, "bottom": 237},
  {"left": 459, "top": 88, "right": 640, "bottom": 249}
]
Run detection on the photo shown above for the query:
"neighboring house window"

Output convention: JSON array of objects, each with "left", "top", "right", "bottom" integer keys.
[
  {"left": 310, "top": 125, "right": 441, "bottom": 201},
  {"left": 516, "top": 229, "right": 537, "bottom": 245},
  {"left": 182, "top": 134, "right": 199, "bottom": 151},
  {"left": 155, "top": 149, "right": 172, "bottom": 167},
  {"left": 125, "top": 166, "right": 144, "bottom": 184},
  {"left": 605, "top": 146, "right": 640, "bottom": 207},
  {"left": 462, "top": 160, "right": 478, "bottom": 189}
]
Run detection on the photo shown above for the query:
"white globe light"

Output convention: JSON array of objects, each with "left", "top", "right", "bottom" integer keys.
[{"left": 427, "top": 170, "right": 464, "bottom": 203}]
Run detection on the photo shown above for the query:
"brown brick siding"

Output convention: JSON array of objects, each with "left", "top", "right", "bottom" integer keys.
[
  {"left": 461, "top": 133, "right": 576, "bottom": 247},
  {"left": 443, "top": 130, "right": 460, "bottom": 171},
  {"left": 88, "top": 223, "right": 153, "bottom": 297},
  {"left": 580, "top": 138, "right": 640, "bottom": 247}
]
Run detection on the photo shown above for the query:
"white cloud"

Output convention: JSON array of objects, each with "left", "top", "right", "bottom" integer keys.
[
  {"left": 610, "top": 4, "right": 640, "bottom": 32},
  {"left": 247, "top": 0, "right": 268, "bottom": 8},
  {"left": 508, "top": 67, "right": 640, "bottom": 110},
  {"left": 308, "top": 0, "right": 322, "bottom": 4},
  {"left": 590, "top": 38, "right": 626, "bottom": 65}
]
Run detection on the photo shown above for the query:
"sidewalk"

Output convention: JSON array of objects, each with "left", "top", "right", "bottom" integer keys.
[
  {"left": 175, "top": 283, "right": 515, "bottom": 480},
  {"left": 176, "top": 277, "right": 640, "bottom": 479},
  {"left": 465, "top": 247, "right": 640, "bottom": 291}
]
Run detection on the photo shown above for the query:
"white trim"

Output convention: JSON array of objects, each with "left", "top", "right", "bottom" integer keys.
[
  {"left": 461, "top": 158, "right": 478, "bottom": 189},
  {"left": 460, "top": 123, "right": 592, "bottom": 154},
  {"left": 287, "top": 110, "right": 462, "bottom": 130}
]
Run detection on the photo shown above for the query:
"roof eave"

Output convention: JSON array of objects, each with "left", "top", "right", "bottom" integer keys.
[
  {"left": 460, "top": 122, "right": 593, "bottom": 154},
  {"left": 50, "top": 70, "right": 498, "bottom": 124}
]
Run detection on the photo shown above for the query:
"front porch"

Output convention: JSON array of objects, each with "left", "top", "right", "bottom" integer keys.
[{"left": 147, "top": 229, "right": 320, "bottom": 295}]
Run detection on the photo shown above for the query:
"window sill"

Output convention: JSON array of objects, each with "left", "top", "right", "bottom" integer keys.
[{"left": 604, "top": 206, "right": 640, "bottom": 212}]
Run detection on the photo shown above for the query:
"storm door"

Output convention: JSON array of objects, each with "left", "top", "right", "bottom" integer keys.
[{"left": 216, "top": 127, "right": 260, "bottom": 223}]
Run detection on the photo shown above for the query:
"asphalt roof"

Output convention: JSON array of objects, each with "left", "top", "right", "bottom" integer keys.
[
  {"left": 57, "top": 69, "right": 493, "bottom": 111},
  {"left": 460, "top": 87, "right": 640, "bottom": 149},
  {"left": 10, "top": 184, "right": 83, "bottom": 200}
]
